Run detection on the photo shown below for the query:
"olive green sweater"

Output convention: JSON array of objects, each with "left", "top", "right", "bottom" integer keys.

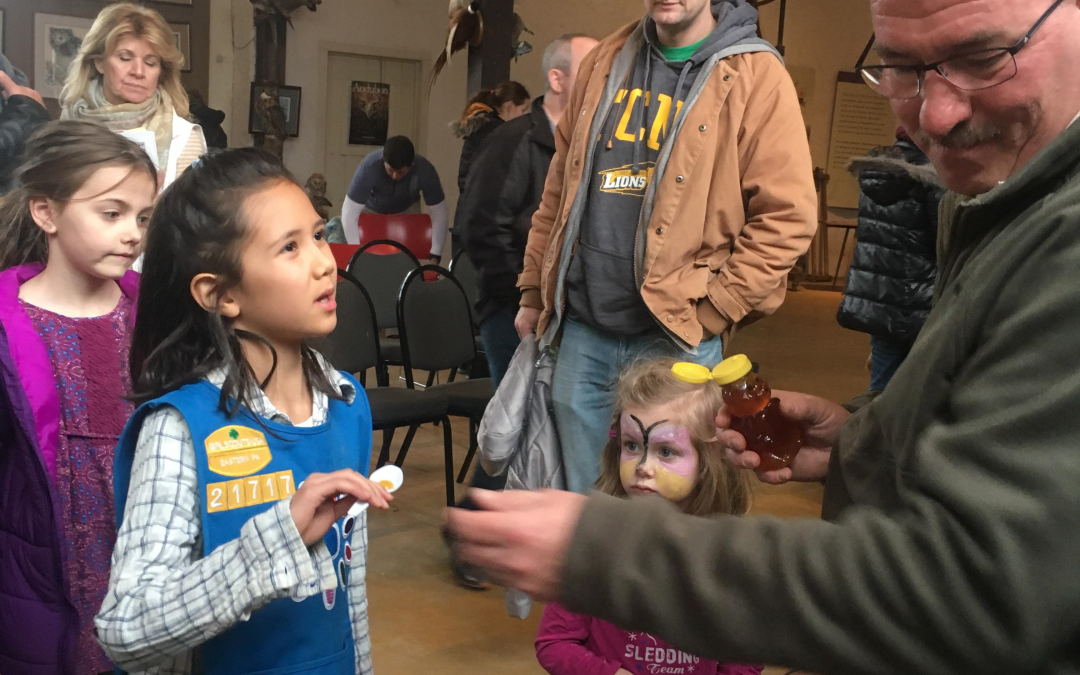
[{"left": 562, "top": 118, "right": 1080, "bottom": 674}]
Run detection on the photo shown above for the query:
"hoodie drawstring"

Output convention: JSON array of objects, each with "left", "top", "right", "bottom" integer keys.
[{"left": 631, "top": 50, "right": 653, "bottom": 176}]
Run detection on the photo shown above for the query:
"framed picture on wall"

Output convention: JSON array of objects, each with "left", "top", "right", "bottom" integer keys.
[
  {"left": 150, "top": 0, "right": 194, "bottom": 5},
  {"left": 170, "top": 23, "right": 191, "bottom": 72},
  {"left": 0, "top": 10, "right": 6, "bottom": 54},
  {"left": 349, "top": 81, "right": 390, "bottom": 146},
  {"left": 34, "top": 13, "right": 96, "bottom": 100},
  {"left": 248, "top": 84, "right": 302, "bottom": 138}
]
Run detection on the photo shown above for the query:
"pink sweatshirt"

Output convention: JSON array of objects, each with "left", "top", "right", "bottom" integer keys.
[{"left": 536, "top": 602, "right": 763, "bottom": 675}]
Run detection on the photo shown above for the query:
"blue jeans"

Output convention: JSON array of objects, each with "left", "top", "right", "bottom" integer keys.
[
  {"left": 869, "top": 335, "right": 912, "bottom": 392},
  {"left": 479, "top": 305, "right": 521, "bottom": 387},
  {"left": 552, "top": 319, "right": 725, "bottom": 494}
]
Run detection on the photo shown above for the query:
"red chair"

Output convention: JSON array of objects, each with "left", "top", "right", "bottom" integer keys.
[{"left": 355, "top": 213, "right": 433, "bottom": 261}]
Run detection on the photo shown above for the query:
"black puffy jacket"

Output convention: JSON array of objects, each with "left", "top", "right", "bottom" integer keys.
[
  {"left": 459, "top": 97, "right": 555, "bottom": 322},
  {"left": 837, "top": 139, "right": 945, "bottom": 343}
]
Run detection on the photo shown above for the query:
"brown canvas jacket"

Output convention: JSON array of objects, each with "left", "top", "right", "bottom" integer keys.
[{"left": 518, "top": 20, "right": 817, "bottom": 346}]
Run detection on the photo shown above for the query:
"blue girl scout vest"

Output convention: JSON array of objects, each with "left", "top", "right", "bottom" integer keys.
[{"left": 114, "top": 375, "right": 372, "bottom": 675}]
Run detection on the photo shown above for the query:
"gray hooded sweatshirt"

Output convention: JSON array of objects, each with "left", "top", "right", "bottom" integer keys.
[{"left": 564, "top": 0, "right": 775, "bottom": 336}]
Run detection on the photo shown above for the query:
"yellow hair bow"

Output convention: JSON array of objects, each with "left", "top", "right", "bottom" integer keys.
[{"left": 671, "top": 354, "right": 753, "bottom": 386}]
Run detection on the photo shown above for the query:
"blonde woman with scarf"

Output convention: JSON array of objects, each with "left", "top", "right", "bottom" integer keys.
[{"left": 60, "top": 3, "right": 206, "bottom": 193}]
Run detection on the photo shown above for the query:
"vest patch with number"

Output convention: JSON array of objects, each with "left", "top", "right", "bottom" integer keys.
[{"left": 204, "top": 425, "right": 272, "bottom": 477}]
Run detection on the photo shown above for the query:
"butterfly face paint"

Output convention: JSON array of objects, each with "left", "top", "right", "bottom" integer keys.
[{"left": 618, "top": 409, "right": 699, "bottom": 503}]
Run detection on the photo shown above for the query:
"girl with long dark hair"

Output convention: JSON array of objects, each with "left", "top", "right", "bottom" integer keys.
[{"left": 98, "top": 147, "right": 390, "bottom": 674}]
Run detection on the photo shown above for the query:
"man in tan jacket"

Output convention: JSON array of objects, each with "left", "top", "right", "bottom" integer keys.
[{"left": 514, "top": 0, "right": 817, "bottom": 492}]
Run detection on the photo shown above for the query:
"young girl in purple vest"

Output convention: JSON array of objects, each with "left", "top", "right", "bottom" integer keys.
[
  {"left": 535, "top": 358, "right": 763, "bottom": 675},
  {"left": 0, "top": 120, "right": 156, "bottom": 675},
  {"left": 98, "top": 147, "right": 390, "bottom": 675}
]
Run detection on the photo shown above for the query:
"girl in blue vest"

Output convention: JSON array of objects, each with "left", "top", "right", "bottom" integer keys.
[{"left": 98, "top": 147, "right": 392, "bottom": 675}]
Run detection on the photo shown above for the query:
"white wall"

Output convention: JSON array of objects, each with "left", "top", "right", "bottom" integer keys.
[{"left": 207, "top": 0, "right": 255, "bottom": 146}]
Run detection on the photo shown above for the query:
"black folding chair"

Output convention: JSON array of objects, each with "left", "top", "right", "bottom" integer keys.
[
  {"left": 322, "top": 270, "right": 455, "bottom": 505},
  {"left": 397, "top": 265, "right": 494, "bottom": 485},
  {"left": 346, "top": 240, "right": 420, "bottom": 370}
]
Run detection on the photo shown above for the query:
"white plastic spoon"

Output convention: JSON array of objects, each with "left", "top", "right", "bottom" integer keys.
[{"left": 348, "top": 464, "right": 404, "bottom": 516}]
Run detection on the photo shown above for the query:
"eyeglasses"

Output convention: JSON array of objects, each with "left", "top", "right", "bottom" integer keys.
[{"left": 856, "top": 0, "right": 1066, "bottom": 99}]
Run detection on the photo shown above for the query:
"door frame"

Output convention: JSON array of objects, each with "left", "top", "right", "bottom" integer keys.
[{"left": 314, "top": 41, "right": 431, "bottom": 180}]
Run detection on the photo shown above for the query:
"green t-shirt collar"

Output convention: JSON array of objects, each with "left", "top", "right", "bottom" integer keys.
[{"left": 656, "top": 36, "right": 708, "bottom": 63}]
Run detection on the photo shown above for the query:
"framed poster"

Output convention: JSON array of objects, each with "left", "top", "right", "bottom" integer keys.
[
  {"left": 349, "top": 81, "right": 390, "bottom": 146},
  {"left": 249, "top": 84, "right": 302, "bottom": 137},
  {"left": 825, "top": 72, "right": 898, "bottom": 209},
  {"left": 34, "top": 13, "right": 96, "bottom": 100},
  {"left": 170, "top": 23, "right": 191, "bottom": 72}
]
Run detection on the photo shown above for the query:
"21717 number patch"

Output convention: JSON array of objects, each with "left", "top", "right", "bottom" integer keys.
[{"left": 207, "top": 470, "right": 295, "bottom": 513}]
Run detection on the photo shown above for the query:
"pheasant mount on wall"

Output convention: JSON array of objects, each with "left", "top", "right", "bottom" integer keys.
[{"left": 429, "top": 0, "right": 484, "bottom": 95}]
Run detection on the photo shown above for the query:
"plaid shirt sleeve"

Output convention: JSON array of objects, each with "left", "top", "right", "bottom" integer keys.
[
  {"left": 95, "top": 406, "right": 339, "bottom": 673},
  {"left": 349, "top": 510, "right": 374, "bottom": 675}
]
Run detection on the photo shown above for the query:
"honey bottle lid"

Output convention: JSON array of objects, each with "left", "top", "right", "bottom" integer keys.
[{"left": 711, "top": 354, "right": 753, "bottom": 385}]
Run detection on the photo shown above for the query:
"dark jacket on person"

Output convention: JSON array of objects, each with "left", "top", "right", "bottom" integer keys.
[
  {"left": 189, "top": 99, "right": 228, "bottom": 149},
  {"left": 558, "top": 118, "right": 1080, "bottom": 675},
  {"left": 836, "top": 139, "right": 945, "bottom": 343},
  {"left": 0, "top": 96, "right": 50, "bottom": 196},
  {"left": 459, "top": 97, "right": 554, "bottom": 322},
  {"left": 454, "top": 109, "right": 503, "bottom": 193},
  {"left": 0, "top": 54, "right": 49, "bottom": 196}
]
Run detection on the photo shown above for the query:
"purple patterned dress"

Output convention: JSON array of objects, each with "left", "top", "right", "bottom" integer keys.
[{"left": 20, "top": 295, "right": 135, "bottom": 675}]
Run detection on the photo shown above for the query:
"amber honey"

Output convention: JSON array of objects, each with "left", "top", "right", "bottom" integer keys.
[
  {"left": 378, "top": 480, "right": 394, "bottom": 490},
  {"left": 713, "top": 356, "right": 803, "bottom": 473}
]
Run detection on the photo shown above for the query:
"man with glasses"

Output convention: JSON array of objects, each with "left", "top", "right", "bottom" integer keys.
[{"left": 448, "top": 0, "right": 1080, "bottom": 672}]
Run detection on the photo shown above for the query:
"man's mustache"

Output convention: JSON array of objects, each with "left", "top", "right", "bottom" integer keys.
[{"left": 915, "top": 121, "right": 1004, "bottom": 150}]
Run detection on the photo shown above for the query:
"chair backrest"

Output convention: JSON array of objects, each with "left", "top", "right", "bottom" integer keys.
[
  {"left": 397, "top": 265, "right": 477, "bottom": 386},
  {"left": 356, "top": 212, "right": 432, "bottom": 261},
  {"left": 347, "top": 240, "right": 420, "bottom": 331},
  {"left": 449, "top": 249, "right": 480, "bottom": 321},
  {"left": 320, "top": 271, "right": 386, "bottom": 385}
]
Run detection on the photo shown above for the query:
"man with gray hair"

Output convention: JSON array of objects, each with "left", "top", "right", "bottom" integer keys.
[
  {"left": 447, "top": 33, "right": 597, "bottom": 589},
  {"left": 450, "top": 0, "right": 1080, "bottom": 672}
]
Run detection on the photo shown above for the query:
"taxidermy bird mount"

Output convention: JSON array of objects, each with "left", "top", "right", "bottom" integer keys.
[
  {"left": 429, "top": 0, "right": 484, "bottom": 95},
  {"left": 511, "top": 12, "right": 533, "bottom": 61},
  {"left": 255, "top": 91, "right": 288, "bottom": 159}
]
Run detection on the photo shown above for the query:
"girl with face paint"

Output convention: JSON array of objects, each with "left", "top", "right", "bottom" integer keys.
[{"left": 535, "top": 358, "right": 759, "bottom": 675}]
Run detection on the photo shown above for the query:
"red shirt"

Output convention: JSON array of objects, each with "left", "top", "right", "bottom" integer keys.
[{"left": 536, "top": 602, "right": 763, "bottom": 675}]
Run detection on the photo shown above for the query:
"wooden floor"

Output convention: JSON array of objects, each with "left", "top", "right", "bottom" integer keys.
[{"left": 363, "top": 290, "right": 871, "bottom": 674}]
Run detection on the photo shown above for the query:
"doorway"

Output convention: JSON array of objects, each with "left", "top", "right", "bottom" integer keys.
[{"left": 323, "top": 52, "right": 423, "bottom": 217}]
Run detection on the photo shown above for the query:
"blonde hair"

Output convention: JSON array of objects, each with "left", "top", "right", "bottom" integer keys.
[
  {"left": 596, "top": 358, "right": 753, "bottom": 518},
  {"left": 60, "top": 3, "right": 189, "bottom": 118}
]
